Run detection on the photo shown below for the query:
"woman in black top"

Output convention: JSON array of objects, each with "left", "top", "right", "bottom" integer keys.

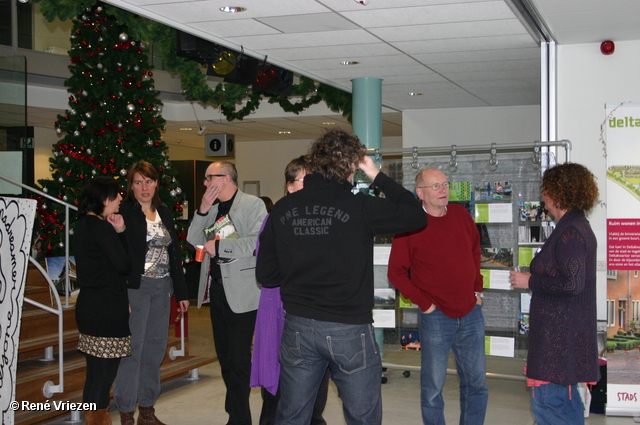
[
  {"left": 74, "top": 176, "right": 131, "bottom": 425},
  {"left": 113, "top": 161, "right": 189, "bottom": 425}
]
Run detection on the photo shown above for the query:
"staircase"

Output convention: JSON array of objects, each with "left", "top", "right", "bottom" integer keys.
[{"left": 15, "top": 262, "right": 216, "bottom": 425}]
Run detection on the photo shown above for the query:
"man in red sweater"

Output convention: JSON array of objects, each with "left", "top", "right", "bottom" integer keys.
[{"left": 388, "top": 167, "right": 488, "bottom": 425}]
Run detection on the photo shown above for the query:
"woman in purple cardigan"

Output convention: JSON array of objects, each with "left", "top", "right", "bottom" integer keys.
[{"left": 510, "top": 163, "right": 600, "bottom": 425}]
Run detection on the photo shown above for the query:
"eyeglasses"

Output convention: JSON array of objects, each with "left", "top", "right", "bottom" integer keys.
[
  {"left": 417, "top": 181, "right": 450, "bottom": 190},
  {"left": 204, "top": 174, "right": 226, "bottom": 182}
]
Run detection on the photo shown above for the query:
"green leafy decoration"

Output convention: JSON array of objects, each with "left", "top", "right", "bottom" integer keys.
[{"left": 33, "top": 0, "right": 352, "bottom": 122}]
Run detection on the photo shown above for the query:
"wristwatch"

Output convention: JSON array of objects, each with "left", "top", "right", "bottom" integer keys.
[{"left": 474, "top": 291, "right": 484, "bottom": 299}]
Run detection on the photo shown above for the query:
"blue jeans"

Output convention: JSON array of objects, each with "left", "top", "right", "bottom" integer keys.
[
  {"left": 275, "top": 314, "right": 382, "bottom": 425},
  {"left": 531, "top": 383, "right": 584, "bottom": 425},
  {"left": 419, "top": 305, "right": 488, "bottom": 425}
]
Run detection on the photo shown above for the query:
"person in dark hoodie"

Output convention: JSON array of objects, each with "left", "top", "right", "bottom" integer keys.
[{"left": 256, "top": 129, "right": 426, "bottom": 425}]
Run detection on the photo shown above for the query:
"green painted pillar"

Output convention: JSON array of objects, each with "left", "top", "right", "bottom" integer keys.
[{"left": 352, "top": 77, "right": 382, "bottom": 149}]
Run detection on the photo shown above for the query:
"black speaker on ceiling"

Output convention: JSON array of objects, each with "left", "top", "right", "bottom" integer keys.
[
  {"left": 205, "top": 133, "right": 235, "bottom": 157},
  {"left": 176, "top": 31, "right": 218, "bottom": 63}
]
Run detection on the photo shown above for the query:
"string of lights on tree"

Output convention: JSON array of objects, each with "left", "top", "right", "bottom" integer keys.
[{"left": 35, "top": 4, "right": 191, "bottom": 259}]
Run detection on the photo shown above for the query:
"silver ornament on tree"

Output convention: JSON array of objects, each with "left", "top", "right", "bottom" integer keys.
[
  {"left": 119, "top": 33, "right": 128, "bottom": 42},
  {"left": 127, "top": 104, "right": 135, "bottom": 112},
  {"left": 64, "top": 157, "right": 70, "bottom": 163},
  {"left": 56, "top": 128, "right": 62, "bottom": 135},
  {"left": 58, "top": 242, "right": 64, "bottom": 248},
  {"left": 63, "top": 195, "right": 68, "bottom": 201},
  {"left": 73, "top": 130, "right": 80, "bottom": 137},
  {"left": 43, "top": 187, "right": 48, "bottom": 193},
  {"left": 87, "top": 148, "right": 92, "bottom": 155},
  {"left": 170, "top": 190, "right": 177, "bottom": 197},
  {"left": 91, "top": 169, "right": 97, "bottom": 176},
  {"left": 120, "top": 169, "right": 128, "bottom": 176},
  {"left": 175, "top": 187, "right": 182, "bottom": 195},
  {"left": 147, "top": 139, "right": 153, "bottom": 146},
  {"left": 58, "top": 177, "right": 64, "bottom": 183}
]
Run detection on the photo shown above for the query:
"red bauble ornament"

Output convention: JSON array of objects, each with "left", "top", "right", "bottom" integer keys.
[
  {"left": 47, "top": 245, "right": 53, "bottom": 251},
  {"left": 148, "top": 71, "right": 153, "bottom": 76},
  {"left": 66, "top": 171, "right": 72, "bottom": 177},
  {"left": 600, "top": 40, "right": 615, "bottom": 55},
  {"left": 137, "top": 99, "right": 145, "bottom": 105},
  {"left": 255, "top": 68, "right": 277, "bottom": 88}
]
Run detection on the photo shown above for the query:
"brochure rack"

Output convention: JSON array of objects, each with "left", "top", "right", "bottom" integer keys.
[{"left": 371, "top": 141, "right": 571, "bottom": 370}]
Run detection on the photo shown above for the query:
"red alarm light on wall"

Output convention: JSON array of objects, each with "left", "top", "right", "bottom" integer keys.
[{"left": 600, "top": 40, "right": 615, "bottom": 55}]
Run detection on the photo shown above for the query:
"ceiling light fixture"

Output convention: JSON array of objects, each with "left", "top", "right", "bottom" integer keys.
[
  {"left": 219, "top": 6, "right": 247, "bottom": 13},
  {"left": 179, "top": 127, "right": 193, "bottom": 131},
  {"left": 340, "top": 61, "right": 360, "bottom": 66},
  {"left": 278, "top": 130, "right": 291, "bottom": 135},
  {"left": 408, "top": 92, "right": 424, "bottom": 96},
  {"left": 322, "top": 122, "right": 336, "bottom": 125}
]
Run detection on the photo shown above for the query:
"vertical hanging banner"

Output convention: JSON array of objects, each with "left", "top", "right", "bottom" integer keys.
[
  {"left": 0, "top": 197, "right": 36, "bottom": 425},
  {"left": 605, "top": 103, "right": 640, "bottom": 417}
]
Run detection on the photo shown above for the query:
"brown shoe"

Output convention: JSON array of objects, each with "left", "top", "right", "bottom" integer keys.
[
  {"left": 120, "top": 411, "right": 135, "bottom": 425},
  {"left": 85, "top": 408, "right": 111, "bottom": 425},
  {"left": 137, "top": 406, "right": 167, "bottom": 425}
]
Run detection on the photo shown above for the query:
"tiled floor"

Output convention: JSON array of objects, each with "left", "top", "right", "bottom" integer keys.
[{"left": 47, "top": 306, "right": 635, "bottom": 424}]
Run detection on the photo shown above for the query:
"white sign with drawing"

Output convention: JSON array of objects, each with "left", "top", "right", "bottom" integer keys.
[{"left": 0, "top": 197, "right": 37, "bottom": 425}]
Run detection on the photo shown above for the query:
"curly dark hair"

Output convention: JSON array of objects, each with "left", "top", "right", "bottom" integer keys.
[
  {"left": 542, "top": 163, "right": 599, "bottom": 212},
  {"left": 307, "top": 129, "right": 367, "bottom": 182}
]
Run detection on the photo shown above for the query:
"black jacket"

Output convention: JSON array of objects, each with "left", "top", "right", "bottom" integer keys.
[
  {"left": 119, "top": 200, "right": 189, "bottom": 302},
  {"left": 256, "top": 172, "right": 426, "bottom": 325}
]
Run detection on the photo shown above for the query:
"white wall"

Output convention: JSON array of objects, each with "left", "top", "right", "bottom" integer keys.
[
  {"left": 402, "top": 105, "right": 541, "bottom": 148},
  {"left": 556, "top": 40, "right": 640, "bottom": 323},
  {"left": 34, "top": 126, "right": 57, "bottom": 183},
  {"left": 234, "top": 138, "right": 312, "bottom": 203}
]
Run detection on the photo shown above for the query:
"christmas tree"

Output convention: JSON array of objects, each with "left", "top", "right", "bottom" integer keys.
[{"left": 35, "top": 3, "right": 189, "bottom": 260}]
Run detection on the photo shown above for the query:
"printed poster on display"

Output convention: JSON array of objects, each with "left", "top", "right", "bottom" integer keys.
[
  {"left": 604, "top": 103, "right": 640, "bottom": 416},
  {"left": 0, "top": 197, "right": 37, "bottom": 425}
]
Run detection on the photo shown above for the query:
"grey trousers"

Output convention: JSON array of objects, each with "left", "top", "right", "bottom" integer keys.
[{"left": 114, "top": 275, "right": 172, "bottom": 413}]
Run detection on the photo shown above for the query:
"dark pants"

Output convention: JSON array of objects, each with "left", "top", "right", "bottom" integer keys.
[
  {"left": 210, "top": 280, "right": 257, "bottom": 425},
  {"left": 83, "top": 354, "right": 121, "bottom": 409},
  {"left": 259, "top": 368, "right": 331, "bottom": 425}
]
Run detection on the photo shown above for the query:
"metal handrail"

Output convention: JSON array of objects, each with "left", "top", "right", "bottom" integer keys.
[
  {"left": 366, "top": 139, "right": 572, "bottom": 162},
  {"left": 0, "top": 172, "right": 186, "bottom": 399},
  {"left": 24, "top": 257, "right": 65, "bottom": 397},
  {"left": 0, "top": 173, "right": 74, "bottom": 398},
  {"left": 0, "top": 173, "right": 77, "bottom": 308}
]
